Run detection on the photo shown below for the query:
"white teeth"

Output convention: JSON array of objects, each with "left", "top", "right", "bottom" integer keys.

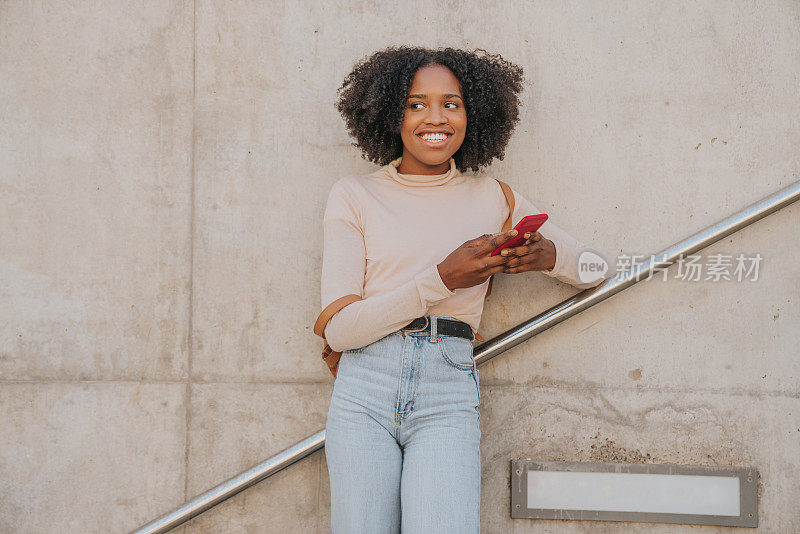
[{"left": 420, "top": 133, "right": 448, "bottom": 141}]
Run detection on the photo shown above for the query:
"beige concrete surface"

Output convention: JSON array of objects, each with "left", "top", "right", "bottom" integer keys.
[
  {"left": 181, "top": 383, "right": 331, "bottom": 533},
  {"left": 0, "top": 1, "right": 193, "bottom": 381},
  {"left": 0, "top": 383, "right": 186, "bottom": 533},
  {"left": 1, "top": 0, "right": 798, "bottom": 532}
]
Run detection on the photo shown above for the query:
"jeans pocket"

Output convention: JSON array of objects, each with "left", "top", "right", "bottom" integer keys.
[{"left": 438, "top": 336, "right": 475, "bottom": 371}]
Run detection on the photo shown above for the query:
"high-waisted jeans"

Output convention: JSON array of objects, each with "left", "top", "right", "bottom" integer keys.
[{"left": 325, "top": 314, "right": 482, "bottom": 534}]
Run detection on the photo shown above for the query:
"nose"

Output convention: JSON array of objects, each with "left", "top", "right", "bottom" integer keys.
[{"left": 424, "top": 105, "right": 447, "bottom": 125}]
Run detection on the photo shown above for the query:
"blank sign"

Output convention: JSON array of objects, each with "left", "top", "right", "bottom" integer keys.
[
  {"left": 528, "top": 471, "right": 740, "bottom": 516},
  {"left": 511, "top": 461, "right": 758, "bottom": 527}
]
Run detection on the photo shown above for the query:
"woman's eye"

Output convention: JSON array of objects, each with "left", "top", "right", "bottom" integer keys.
[{"left": 409, "top": 102, "right": 459, "bottom": 110}]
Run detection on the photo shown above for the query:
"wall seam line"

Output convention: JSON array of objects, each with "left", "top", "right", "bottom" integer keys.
[{"left": 183, "top": 0, "right": 197, "bottom": 508}]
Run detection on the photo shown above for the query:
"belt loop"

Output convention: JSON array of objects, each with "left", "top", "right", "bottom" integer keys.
[{"left": 429, "top": 314, "right": 438, "bottom": 343}]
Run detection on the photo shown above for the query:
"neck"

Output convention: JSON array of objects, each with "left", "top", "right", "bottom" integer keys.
[
  {"left": 396, "top": 156, "right": 450, "bottom": 175},
  {"left": 381, "top": 156, "right": 459, "bottom": 187},
  {"left": 397, "top": 158, "right": 450, "bottom": 175}
]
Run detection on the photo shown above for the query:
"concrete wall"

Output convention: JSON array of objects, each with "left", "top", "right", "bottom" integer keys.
[{"left": 1, "top": 1, "right": 798, "bottom": 532}]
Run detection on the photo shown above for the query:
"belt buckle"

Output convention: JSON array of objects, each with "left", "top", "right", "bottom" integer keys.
[{"left": 404, "top": 315, "right": 429, "bottom": 333}]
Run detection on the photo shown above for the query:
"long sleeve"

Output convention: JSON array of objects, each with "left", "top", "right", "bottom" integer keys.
[
  {"left": 509, "top": 185, "right": 606, "bottom": 290},
  {"left": 319, "top": 180, "right": 456, "bottom": 352}
]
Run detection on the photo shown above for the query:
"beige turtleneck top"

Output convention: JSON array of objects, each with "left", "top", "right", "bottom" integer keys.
[{"left": 319, "top": 156, "right": 603, "bottom": 352}]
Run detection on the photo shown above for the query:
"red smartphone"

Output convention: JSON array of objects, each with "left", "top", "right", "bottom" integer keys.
[{"left": 490, "top": 214, "right": 549, "bottom": 256}]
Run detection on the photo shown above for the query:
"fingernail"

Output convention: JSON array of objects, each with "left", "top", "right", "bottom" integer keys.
[
  {"left": 501, "top": 250, "right": 509, "bottom": 256},
  {"left": 510, "top": 230, "right": 518, "bottom": 235}
]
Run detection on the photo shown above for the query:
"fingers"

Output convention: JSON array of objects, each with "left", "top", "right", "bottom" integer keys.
[
  {"left": 485, "top": 262, "right": 511, "bottom": 277},
  {"left": 503, "top": 250, "right": 535, "bottom": 269},
  {"left": 500, "top": 231, "right": 543, "bottom": 257},
  {"left": 483, "top": 229, "right": 518, "bottom": 252},
  {"left": 521, "top": 231, "right": 542, "bottom": 245},
  {"left": 502, "top": 252, "right": 534, "bottom": 272},
  {"left": 483, "top": 254, "right": 512, "bottom": 271}
]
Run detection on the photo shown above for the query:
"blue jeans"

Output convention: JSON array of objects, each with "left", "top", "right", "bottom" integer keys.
[{"left": 325, "top": 314, "right": 482, "bottom": 534}]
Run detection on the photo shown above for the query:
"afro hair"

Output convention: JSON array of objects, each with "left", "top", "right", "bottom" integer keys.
[{"left": 335, "top": 46, "right": 525, "bottom": 173}]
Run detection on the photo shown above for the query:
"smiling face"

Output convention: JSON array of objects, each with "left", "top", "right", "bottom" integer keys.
[{"left": 397, "top": 63, "right": 467, "bottom": 175}]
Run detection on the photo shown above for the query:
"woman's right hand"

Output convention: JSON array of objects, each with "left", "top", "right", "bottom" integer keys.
[{"left": 437, "top": 229, "right": 518, "bottom": 291}]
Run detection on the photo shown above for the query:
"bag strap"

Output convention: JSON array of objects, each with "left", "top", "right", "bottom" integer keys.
[
  {"left": 476, "top": 179, "right": 515, "bottom": 343},
  {"left": 314, "top": 294, "right": 363, "bottom": 379},
  {"left": 485, "top": 179, "right": 515, "bottom": 300},
  {"left": 496, "top": 178, "right": 515, "bottom": 233},
  {"left": 313, "top": 293, "right": 363, "bottom": 338}
]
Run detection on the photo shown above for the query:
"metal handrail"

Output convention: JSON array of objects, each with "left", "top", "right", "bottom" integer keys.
[{"left": 131, "top": 179, "right": 800, "bottom": 534}]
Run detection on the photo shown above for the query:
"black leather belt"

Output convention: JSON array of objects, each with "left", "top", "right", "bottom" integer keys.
[{"left": 401, "top": 316, "right": 474, "bottom": 341}]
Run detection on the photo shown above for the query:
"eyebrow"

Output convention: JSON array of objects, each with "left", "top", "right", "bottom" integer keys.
[{"left": 407, "top": 93, "right": 463, "bottom": 101}]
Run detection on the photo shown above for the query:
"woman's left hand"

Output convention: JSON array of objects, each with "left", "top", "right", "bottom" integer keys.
[{"left": 500, "top": 231, "right": 556, "bottom": 273}]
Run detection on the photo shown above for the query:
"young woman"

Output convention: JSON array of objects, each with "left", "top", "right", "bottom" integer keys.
[{"left": 315, "top": 46, "right": 603, "bottom": 533}]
